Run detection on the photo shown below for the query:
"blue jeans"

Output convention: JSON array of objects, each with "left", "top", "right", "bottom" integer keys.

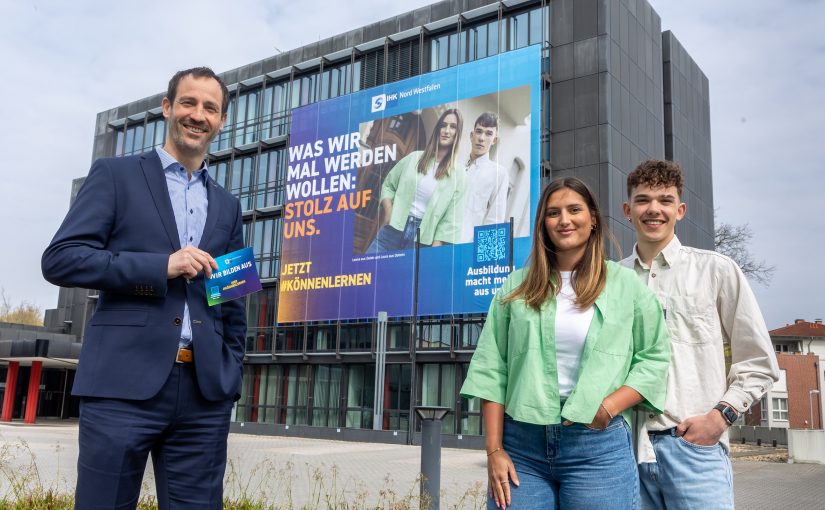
[
  {"left": 639, "top": 429, "right": 733, "bottom": 510},
  {"left": 367, "top": 215, "right": 423, "bottom": 253},
  {"left": 491, "top": 415, "right": 639, "bottom": 509}
]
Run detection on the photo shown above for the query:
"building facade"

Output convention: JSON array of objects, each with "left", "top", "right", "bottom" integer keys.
[
  {"left": 41, "top": 0, "right": 712, "bottom": 442},
  {"left": 745, "top": 319, "right": 825, "bottom": 430}
]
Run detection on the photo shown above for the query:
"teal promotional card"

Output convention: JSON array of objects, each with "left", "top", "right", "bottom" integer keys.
[{"left": 206, "top": 247, "right": 262, "bottom": 306}]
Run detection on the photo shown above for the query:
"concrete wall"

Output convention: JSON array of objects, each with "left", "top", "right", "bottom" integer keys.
[
  {"left": 662, "top": 31, "right": 713, "bottom": 250},
  {"left": 550, "top": 0, "right": 667, "bottom": 259},
  {"left": 730, "top": 425, "right": 788, "bottom": 446},
  {"left": 788, "top": 429, "right": 825, "bottom": 464}
]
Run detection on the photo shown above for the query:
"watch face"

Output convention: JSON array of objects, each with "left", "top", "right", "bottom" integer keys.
[{"left": 716, "top": 404, "right": 738, "bottom": 424}]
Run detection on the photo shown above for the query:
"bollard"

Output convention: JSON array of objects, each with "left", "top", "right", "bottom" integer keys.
[
  {"left": 741, "top": 437, "right": 746, "bottom": 444},
  {"left": 415, "top": 406, "right": 450, "bottom": 510},
  {"left": 772, "top": 439, "right": 777, "bottom": 447},
  {"left": 757, "top": 438, "right": 762, "bottom": 446}
]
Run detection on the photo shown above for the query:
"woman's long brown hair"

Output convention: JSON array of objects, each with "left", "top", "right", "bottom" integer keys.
[
  {"left": 416, "top": 108, "right": 463, "bottom": 180},
  {"left": 502, "top": 177, "right": 607, "bottom": 310}
]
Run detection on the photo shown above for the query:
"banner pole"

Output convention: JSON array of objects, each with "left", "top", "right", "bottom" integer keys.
[{"left": 408, "top": 226, "right": 421, "bottom": 445}]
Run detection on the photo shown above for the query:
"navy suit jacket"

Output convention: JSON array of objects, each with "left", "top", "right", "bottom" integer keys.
[{"left": 42, "top": 151, "right": 246, "bottom": 402}]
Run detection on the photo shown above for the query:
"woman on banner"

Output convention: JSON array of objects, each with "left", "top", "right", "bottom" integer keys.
[
  {"left": 460, "top": 177, "right": 671, "bottom": 509},
  {"left": 368, "top": 108, "right": 464, "bottom": 252}
]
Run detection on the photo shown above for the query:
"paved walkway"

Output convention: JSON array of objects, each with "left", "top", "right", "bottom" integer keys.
[{"left": 2, "top": 421, "right": 824, "bottom": 508}]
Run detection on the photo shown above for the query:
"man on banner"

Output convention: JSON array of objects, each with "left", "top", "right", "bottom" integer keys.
[
  {"left": 460, "top": 112, "right": 510, "bottom": 243},
  {"left": 621, "top": 159, "right": 778, "bottom": 509},
  {"left": 42, "top": 67, "right": 245, "bottom": 509}
]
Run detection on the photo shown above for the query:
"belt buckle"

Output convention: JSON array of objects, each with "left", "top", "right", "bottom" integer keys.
[{"left": 176, "top": 347, "right": 193, "bottom": 363}]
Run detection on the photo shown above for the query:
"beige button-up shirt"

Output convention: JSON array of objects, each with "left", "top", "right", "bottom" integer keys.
[{"left": 621, "top": 236, "right": 779, "bottom": 463}]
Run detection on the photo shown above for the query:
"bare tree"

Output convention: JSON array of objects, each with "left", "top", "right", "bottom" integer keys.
[
  {"left": 714, "top": 221, "right": 775, "bottom": 286},
  {"left": 0, "top": 288, "right": 44, "bottom": 326}
]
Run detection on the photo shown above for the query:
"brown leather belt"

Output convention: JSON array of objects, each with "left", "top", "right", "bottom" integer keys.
[{"left": 176, "top": 347, "right": 194, "bottom": 363}]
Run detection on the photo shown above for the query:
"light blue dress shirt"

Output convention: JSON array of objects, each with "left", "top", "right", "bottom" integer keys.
[{"left": 156, "top": 147, "right": 209, "bottom": 348}]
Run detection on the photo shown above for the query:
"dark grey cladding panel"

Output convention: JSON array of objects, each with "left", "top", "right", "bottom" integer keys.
[
  {"left": 574, "top": 74, "right": 599, "bottom": 129},
  {"left": 551, "top": 130, "right": 574, "bottom": 170},
  {"left": 598, "top": 34, "right": 609, "bottom": 73},
  {"left": 551, "top": 79, "right": 575, "bottom": 132},
  {"left": 317, "top": 38, "right": 337, "bottom": 57},
  {"left": 574, "top": 37, "right": 599, "bottom": 77},
  {"left": 662, "top": 30, "right": 673, "bottom": 63},
  {"left": 574, "top": 126, "right": 600, "bottom": 166},
  {"left": 430, "top": 0, "right": 454, "bottom": 21},
  {"left": 552, "top": 0, "right": 574, "bottom": 46},
  {"left": 597, "top": 0, "right": 610, "bottom": 36},
  {"left": 574, "top": 0, "right": 598, "bottom": 42},
  {"left": 619, "top": 2, "right": 629, "bottom": 53},
  {"left": 363, "top": 21, "right": 385, "bottom": 42},
  {"left": 598, "top": 73, "right": 609, "bottom": 124},
  {"left": 552, "top": 44, "right": 575, "bottom": 82},
  {"left": 412, "top": 6, "right": 433, "bottom": 27},
  {"left": 379, "top": 17, "right": 400, "bottom": 37}
]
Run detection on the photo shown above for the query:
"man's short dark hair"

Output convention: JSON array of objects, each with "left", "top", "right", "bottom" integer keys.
[
  {"left": 167, "top": 67, "right": 230, "bottom": 116},
  {"left": 627, "top": 159, "right": 684, "bottom": 198},
  {"left": 474, "top": 112, "right": 499, "bottom": 129}
]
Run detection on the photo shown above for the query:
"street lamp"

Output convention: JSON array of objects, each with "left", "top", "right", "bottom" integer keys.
[
  {"left": 415, "top": 406, "right": 450, "bottom": 510},
  {"left": 809, "top": 390, "right": 821, "bottom": 430}
]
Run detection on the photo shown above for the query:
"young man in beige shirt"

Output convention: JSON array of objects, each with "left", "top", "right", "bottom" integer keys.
[{"left": 621, "top": 159, "right": 778, "bottom": 509}]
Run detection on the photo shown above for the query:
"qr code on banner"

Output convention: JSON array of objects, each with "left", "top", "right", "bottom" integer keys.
[{"left": 476, "top": 227, "right": 508, "bottom": 263}]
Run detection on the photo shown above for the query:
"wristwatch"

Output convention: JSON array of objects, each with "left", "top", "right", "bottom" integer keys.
[{"left": 713, "top": 403, "right": 739, "bottom": 425}]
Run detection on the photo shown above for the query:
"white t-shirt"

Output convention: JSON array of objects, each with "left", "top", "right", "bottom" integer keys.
[
  {"left": 460, "top": 154, "right": 508, "bottom": 243},
  {"left": 410, "top": 160, "right": 438, "bottom": 219},
  {"left": 555, "top": 271, "right": 595, "bottom": 398}
]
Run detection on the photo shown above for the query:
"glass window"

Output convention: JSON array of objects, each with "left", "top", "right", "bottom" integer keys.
[
  {"left": 460, "top": 363, "right": 483, "bottom": 435},
  {"left": 383, "top": 364, "right": 411, "bottom": 431},
  {"left": 387, "top": 40, "right": 420, "bottom": 83},
  {"left": 275, "top": 324, "right": 303, "bottom": 353},
  {"left": 418, "top": 318, "right": 452, "bottom": 349},
  {"left": 346, "top": 364, "right": 375, "bottom": 429},
  {"left": 285, "top": 365, "right": 309, "bottom": 425},
  {"left": 246, "top": 287, "right": 277, "bottom": 353},
  {"left": 359, "top": 50, "right": 385, "bottom": 89},
  {"left": 236, "top": 364, "right": 283, "bottom": 424},
  {"left": 115, "top": 129, "right": 124, "bottom": 157},
  {"left": 261, "top": 80, "right": 290, "bottom": 140},
  {"left": 230, "top": 154, "right": 256, "bottom": 211},
  {"left": 772, "top": 398, "right": 788, "bottom": 421},
  {"left": 421, "top": 364, "right": 457, "bottom": 433},
  {"left": 387, "top": 321, "right": 410, "bottom": 350},
  {"left": 760, "top": 396, "right": 768, "bottom": 423},
  {"left": 307, "top": 324, "right": 336, "bottom": 351},
  {"left": 291, "top": 73, "right": 319, "bottom": 109},
  {"left": 210, "top": 96, "right": 236, "bottom": 152},
  {"left": 458, "top": 316, "right": 484, "bottom": 348},
  {"left": 255, "top": 148, "right": 286, "bottom": 208},
  {"left": 250, "top": 217, "right": 282, "bottom": 279},
  {"left": 124, "top": 126, "right": 135, "bottom": 156},
  {"left": 321, "top": 61, "right": 357, "bottom": 100},
  {"left": 144, "top": 121, "right": 155, "bottom": 152},
  {"left": 311, "top": 365, "right": 342, "bottom": 427},
  {"left": 154, "top": 119, "right": 166, "bottom": 147},
  {"left": 234, "top": 89, "right": 260, "bottom": 146},
  {"left": 209, "top": 160, "right": 231, "bottom": 190},
  {"left": 340, "top": 322, "right": 371, "bottom": 351}
]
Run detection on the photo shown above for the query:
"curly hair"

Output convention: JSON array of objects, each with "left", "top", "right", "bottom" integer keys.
[{"left": 627, "top": 159, "right": 684, "bottom": 197}]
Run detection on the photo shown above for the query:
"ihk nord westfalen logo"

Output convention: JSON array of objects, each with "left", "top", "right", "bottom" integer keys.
[{"left": 371, "top": 94, "right": 386, "bottom": 113}]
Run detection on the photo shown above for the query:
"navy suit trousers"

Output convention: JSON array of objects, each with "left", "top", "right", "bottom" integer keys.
[{"left": 75, "top": 364, "right": 233, "bottom": 509}]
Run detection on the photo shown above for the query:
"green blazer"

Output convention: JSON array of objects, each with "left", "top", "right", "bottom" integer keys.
[
  {"left": 380, "top": 151, "right": 464, "bottom": 245},
  {"left": 460, "top": 261, "right": 671, "bottom": 425}
]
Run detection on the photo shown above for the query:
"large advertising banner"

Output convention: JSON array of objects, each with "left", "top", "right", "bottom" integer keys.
[{"left": 277, "top": 45, "right": 541, "bottom": 323}]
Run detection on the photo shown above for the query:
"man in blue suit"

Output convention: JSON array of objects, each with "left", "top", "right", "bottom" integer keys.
[{"left": 42, "top": 67, "right": 245, "bottom": 509}]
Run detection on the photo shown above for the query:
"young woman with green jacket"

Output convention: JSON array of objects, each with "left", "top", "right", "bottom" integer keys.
[{"left": 461, "top": 177, "right": 671, "bottom": 509}]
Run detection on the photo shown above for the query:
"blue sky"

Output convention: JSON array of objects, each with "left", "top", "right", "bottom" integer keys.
[{"left": 1, "top": 0, "right": 822, "bottom": 329}]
